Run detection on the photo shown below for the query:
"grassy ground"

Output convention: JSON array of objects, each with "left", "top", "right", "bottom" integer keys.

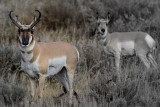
[{"left": 0, "top": 0, "right": 160, "bottom": 106}]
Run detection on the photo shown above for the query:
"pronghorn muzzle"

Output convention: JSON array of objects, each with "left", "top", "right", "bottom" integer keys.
[{"left": 21, "top": 31, "right": 30, "bottom": 46}]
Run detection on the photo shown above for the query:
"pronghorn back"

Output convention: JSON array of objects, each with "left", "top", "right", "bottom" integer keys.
[{"left": 109, "top": 32, "right": 156, "bottom": 53}]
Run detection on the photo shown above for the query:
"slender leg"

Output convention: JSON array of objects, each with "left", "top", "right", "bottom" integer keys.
[
  {"left": 138, "top": 54, "right": 151, "bottom": 69},
  {"left": 147, "top": 53, "right": 157, "bottom": 69},
  {"left": 114, "top": 53, "right": 121, "bottom": 82},
  {"left": 39, "top": 74, "right": 46, "bottom": 103},
  {"left": 29, "top": 77, "right": 35, "bottom": 98},
  {"left": 66, "top": 68, "right": 74, "bottom": 104},
  {"left": 56, "top": 67, "right": 69, "bottom": 92}
]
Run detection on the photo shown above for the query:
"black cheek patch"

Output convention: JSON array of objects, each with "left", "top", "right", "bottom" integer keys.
[
  {"left": 31, "top": 30, "right": 34, "bottom": 34},
  {"left": 18, "top": 29, "right": 21, "bottom": 35},
  {"left": 30, "top": 29, "right": 34, "bottom": 35}
]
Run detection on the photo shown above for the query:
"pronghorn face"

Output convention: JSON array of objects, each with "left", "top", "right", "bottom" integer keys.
[
  {"left": 9, "top": 10, "right": 41, "bottom": 47},
  {"left": 97, "top": 12, "right": 111, "bottom": 38},
  {"left": 97, "top": 20, "right": 108, "bottom": 35},
  {"left": 18, "top": 28, "right": 34, "bottom": 47}
]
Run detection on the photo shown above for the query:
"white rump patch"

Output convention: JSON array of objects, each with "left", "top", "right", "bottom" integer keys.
[
  {"left": 46, "top": 56, "right": 66, "bottom": 77},
  {"left": 145, "top": 34, "right": 155, "bottom": 49}
]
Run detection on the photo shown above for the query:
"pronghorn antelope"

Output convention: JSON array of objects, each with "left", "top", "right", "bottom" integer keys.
[
  {"left": 9, "top": 10, "right": 79, "bottom": 103},
  {"left": 97, "top": 12, "right": 157, "bottom": 81}
]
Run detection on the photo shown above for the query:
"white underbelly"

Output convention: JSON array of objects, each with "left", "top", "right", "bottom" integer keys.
[
  {"left": 118, "top": 41, "right": 135, "bottom": 55},
  {"left": 21, "top": 55, "right": 67, "bottom": 78},
  {"left": 45, "top": 56, "right": 66, "bottom": 77}
]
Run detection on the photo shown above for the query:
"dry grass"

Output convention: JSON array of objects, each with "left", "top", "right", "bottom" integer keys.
[{"left": 0, "top": 0, "right": 160, "bottom": 106}]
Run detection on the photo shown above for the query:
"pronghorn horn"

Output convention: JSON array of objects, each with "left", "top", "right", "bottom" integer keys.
[
  {"left": 29, "top": 16, "right": 36, "bottom": 28},
  {"left": 106, "top": 12, "right": 111, "bottom": 21},
  {"left": 9, "top": 11, "right": 22, "bottom": 29},
  {"left": 30, "top": 10, "right": 41, "bottom": 29},
  {"left": 15, "top": 15, "right": 23, "bottom": 26}
]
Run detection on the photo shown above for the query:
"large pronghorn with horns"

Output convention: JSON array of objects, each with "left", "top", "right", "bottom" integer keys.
[
  {"left": 9, "top": 10, "right": 79, "bottom": 103},
  {"left": 97, "top": 12, "right": 157, "bottom": 82}
]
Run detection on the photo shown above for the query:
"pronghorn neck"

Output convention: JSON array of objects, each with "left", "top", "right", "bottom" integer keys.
[{"left": 100, "top": 32, "right": 111, "bottom": 46}]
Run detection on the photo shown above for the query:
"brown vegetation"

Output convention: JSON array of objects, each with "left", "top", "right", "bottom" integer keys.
[{"left": 0, "top": 0, "right": 160, "bottom": 106}]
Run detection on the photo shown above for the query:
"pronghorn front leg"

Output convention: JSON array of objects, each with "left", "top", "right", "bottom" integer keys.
[
  {"left": 38, "top": 74, "right": 46, "bottom": 103},
  {"left": 114, "top": 53, "right": 121, "bottom": 82},
  {"left": 29, "top": 77, "right": 36, "bottom": 98}
]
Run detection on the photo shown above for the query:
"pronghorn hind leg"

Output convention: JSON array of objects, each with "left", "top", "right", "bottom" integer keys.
[
  {"left": 147, "top": 53, "right": 157, "bottom": 69},
  {"left": 138, "top": 54, "right": 151, "bottom": 69},
  {"left": 66, "top": 67, "right": 75, "bottom": 104},
  {"left": 56, "top": 67, "right": 70, "bottom": 93}
]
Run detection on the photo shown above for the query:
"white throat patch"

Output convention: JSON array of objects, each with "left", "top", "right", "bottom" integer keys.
[
  {"left": 21, "top": 52, "right": 33, "bottom": 62},
  {"left": 19, "top": 40, "right": 35, "bottom": 52}
]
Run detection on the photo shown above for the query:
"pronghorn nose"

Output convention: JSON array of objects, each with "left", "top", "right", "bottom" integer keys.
[
  {"left": 22, "top": 41, "right": 29, "bottom": 46},
  {"left": 22, "top": 37, "right": 29, "bottom": 46},
  {"left": 101, "top": 29, "right": 105, "bottom": 33}
]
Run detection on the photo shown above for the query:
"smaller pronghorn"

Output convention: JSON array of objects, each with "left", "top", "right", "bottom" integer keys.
[
  {"left": 97, "top": 12, "right": 157, "bottom": 81},
  {"left": 9, "top": 10, "right": 79, "bottom": 103}
]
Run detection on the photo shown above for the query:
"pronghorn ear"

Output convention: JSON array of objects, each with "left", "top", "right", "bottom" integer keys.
[
  {"left": 106, "top": 12, "right": 111, "bottom": 24},
  {"left": 107, "top": 12, "right": 111, "bottom": 19},
  {"left": 96, "top": 12, "right": 101, "bottom": 24},
  {"left": 96, "top": 12, "right": 99, "bottom": 20}
]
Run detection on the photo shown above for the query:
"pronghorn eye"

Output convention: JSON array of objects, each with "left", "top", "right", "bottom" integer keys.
[
  {"left": 30, "top": 30, "right": 34, "bottom": 34},
  {"left": 18, "top": 29, "right": 21, "bottom": 34}
]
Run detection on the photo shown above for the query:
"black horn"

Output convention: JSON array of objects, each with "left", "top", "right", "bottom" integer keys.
[
  {"left": 30, "top": 10, "right": 41, "bottom": 29},
  {"left": 9, "top": 11, "right": 22, "bottom": 29}
]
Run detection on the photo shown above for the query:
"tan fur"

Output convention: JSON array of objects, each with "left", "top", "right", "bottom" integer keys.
[
  {"left": 22, "top": 40, "right": 78, "bottom": 74},
  {"left": 20, "top": 37, "right": 78, "bottom": 103}
]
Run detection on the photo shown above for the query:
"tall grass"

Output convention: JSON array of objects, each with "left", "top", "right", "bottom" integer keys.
[{"left": 0, "top": 0, "right": 160, "bottom": 106}]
